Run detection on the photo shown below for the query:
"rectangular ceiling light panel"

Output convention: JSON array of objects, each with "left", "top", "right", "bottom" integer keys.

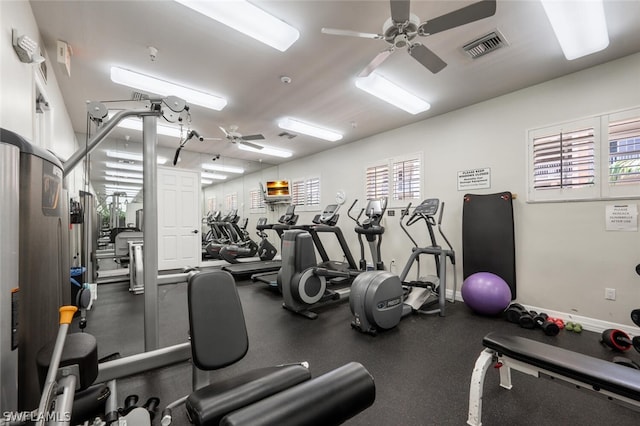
[
  {"left": 541, "top": 0, "right": 609, "bottom": 60},
  {"left": 278, "top": 117, "right": 342, "bottom": 142},
  {"left": 202, "top": 163, "right": 245, "bottom": 174},
  {"left": 175, "top": 0, "right": 299, "bottom": 52},
  {"left": 355, "top": 73, "right": 431, "bottom": 115},
  {"left": 237, "top": 142, "right": 292, "bottom": 158},
  {"left": 110, "top": 66, "right": 227, "bottom": 110},
  {"left": 105, "top": 162, "right": 144, "bottom": 172},
  {"left": 105, "top": 170, "right": 144, "bottom": 179},
  {"left": 106, "top": 148, "right": 168, "bottom": 165},
  {"left": 201, "top": 172, "right": 228, "bottom": 180}
]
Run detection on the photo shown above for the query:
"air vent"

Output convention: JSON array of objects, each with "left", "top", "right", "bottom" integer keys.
[
  {"left": 462, "top": 30, "right": 507, "bottom": 59},
  {"left": 278, "top": 131, "right": 297, "bottom": 139}
]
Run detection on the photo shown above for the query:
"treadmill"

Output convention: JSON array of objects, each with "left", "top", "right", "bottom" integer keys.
[
  {"left": 251, "top": 203, "right": 346, "bottom": 288},
  {"left": 222, "top": 206, "right": 298, "bottom": 278}
]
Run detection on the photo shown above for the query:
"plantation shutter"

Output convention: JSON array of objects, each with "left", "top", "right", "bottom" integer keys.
[
  {"left": 608, "top": 116, "right": 640, "bottom": 185},
  {"left": 392, "top": 157, "right": 421, "bottom": 201},
  {"left": 532, "top": 127, "right": 595, "bottom": 190},
  {"left": 250, "top": 189, "right": 264, "bottom": 209},
  {"left": 306, "top": 177, "right": 320, "bottom": 207},
  {"left": 366, "top": 164, "right": 389, "bottom": 199},
  {"left": 225, "top": 193, "right": 237, "bottom": 211},
  {"left": 291, "top": 179, "right": 306, "bottom": 206}
]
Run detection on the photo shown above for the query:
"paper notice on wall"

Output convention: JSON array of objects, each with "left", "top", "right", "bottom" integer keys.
[
  {"left": 605, "top": 204, "right": 638, "bottom": 231},
  {"left": 457, "top": 168, "right": 491, "bottom": 191}
]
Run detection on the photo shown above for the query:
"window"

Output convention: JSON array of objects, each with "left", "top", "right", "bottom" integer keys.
[
  {"left": 608, "top": 116, "right": 640, "bottom": 185},
  {"left": 392, "top": 157, "right": 421, "bottom": 201},
  {"left": 291, "top": 176, "right": 321, "bottom": 210},
  {"left": 366, "top": 164, "right": 389, "bottom": 200},
  {"left": 224, "top": 192, "right": 237, "bottom": 211},
  {"left": 531, "top": 127, "right": 596, "bottom": 191},
  {"left": 366, "top": 153, "right": 422, "bottom": 205},
  {"left": 249, "top": 188, "right": 265, "bottom": 211},
  {"left": 206, "top": 197, "right": 216, "bottom": 213},
  {"left": 527, "top": 107, "right": 640, "bottom": 202}
]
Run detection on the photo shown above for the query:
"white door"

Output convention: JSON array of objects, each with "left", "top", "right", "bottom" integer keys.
[{"left": 157, "top": 166, "right": 201, "bottom": 270}]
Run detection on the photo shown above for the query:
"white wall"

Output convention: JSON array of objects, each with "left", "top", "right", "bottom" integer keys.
[
  {"left": 206, "top": 52, "right": 640, "bottom": 327},
  {"left": 1, "top": 0, "right": 84, "bottom": 196}
]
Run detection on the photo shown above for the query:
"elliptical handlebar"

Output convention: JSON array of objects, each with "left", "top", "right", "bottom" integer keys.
[
  {"left": 346, "top": 199, "right": 360, "bottom": 225},
  {"left": 399, "top": 202, "right": 419, "bottom": 248},
  {"left": 436, "top": 202, "right": 454, "bottom": 252}
]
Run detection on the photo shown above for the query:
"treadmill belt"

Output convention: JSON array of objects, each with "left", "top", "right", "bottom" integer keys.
[{"left": 222, "top": 260, "right": 281, "bottom": 276}]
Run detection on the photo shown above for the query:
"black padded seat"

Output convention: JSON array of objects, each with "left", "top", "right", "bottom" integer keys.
[
  {"left": 36, "top": 332, "right": 98, "bottom": 391},
  {"left": 483, "top": 332, "right": 640, "bottom": 402},
  {"left": 184, "top": 271, "right": 311, "bottom": 425},
  {"left": 185, "top": 365, "right": 311, "bottom": 425},
  {"left": 220, "top": 362, "right": 376, "bottom": 426}
]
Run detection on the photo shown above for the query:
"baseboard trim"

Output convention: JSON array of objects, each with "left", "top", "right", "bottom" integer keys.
[{"left": 446, "top": 290, "right": 638, "bottom": 336}]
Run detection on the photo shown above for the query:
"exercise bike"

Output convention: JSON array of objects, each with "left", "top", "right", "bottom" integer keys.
[
  {"left": 279, "top": 198, "right": 386, "bottom": 319},
  {"left": 350, "top": 198, "right": 456, "bottom": 334}
]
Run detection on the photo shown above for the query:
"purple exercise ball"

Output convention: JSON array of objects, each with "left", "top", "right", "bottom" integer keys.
[{"left": 461, "top": 272, "right": 512, "bottom": 315}]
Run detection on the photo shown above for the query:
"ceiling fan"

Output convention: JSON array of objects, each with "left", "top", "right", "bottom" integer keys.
[
  {"left": 218, "top": 125, "right": 265, "bottom": 150},
  {"left": 321, "top": 0, "right": 497, "bottom": 76}
]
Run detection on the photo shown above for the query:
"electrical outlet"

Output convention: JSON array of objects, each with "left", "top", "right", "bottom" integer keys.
[{"left": 605, "top": 288, "right": 616, "bottom": 300}]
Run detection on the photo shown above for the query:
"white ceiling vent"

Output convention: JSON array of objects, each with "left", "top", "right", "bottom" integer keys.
[{"left": 462, "top": 30, "right": 507, "bottom": 59}]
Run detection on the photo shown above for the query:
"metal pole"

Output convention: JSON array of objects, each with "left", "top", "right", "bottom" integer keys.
[
  {"left": 63, "top": 108, "right": 153, "bottom": 177},
  {"left": 143, "top": 115, "right": 159, "bottom": 351}
]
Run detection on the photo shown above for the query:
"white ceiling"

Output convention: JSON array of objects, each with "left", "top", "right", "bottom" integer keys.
[{"left": 29, "top": 0, "right": 640, "bottom": 200}]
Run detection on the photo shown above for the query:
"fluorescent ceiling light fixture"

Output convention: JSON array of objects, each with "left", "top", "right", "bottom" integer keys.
[
  {"left": 105, "top": 162, "right": 143, "bottom": 172},
  {"left": 105, "top": 176, "right": 144, "bottom": 185},
  {"left": 355, "top": 73, "right": 430, "bottom": 115},
  {"left": 110, "top": 66, "right": 227, "bottom": 111},
  {"left": 201, "top": 179, "right": 213, "bottom": 185},
  {"left": 201, "top": 172, "right": 228, "bottom": 180},
  {"left": 105, "top": 149, "right": 168, "bottom": 165},
  {"left": 105, "top": 170, "right": 144, "bottom": 179},
  {"left": 202, "top": 163, "right": 244, "bottom": 174},
  {"left": 278, "top": 118, "right": 342, "bottom": 142},
  {"left": 106, "top": 191, "right": 139, "bottom": 198},
  {"left": 541, "top": 0, "right": 609, "bottom": 60},
  {"left": 105, "top": 184, "right": 142, "bottom": 191},
  {"left": 110, "top": 113, "right": 183, "bottom": 139},
  {"left": 238, "top": 142, "right": 292, "bottom": 158},
  {"left": 175, "top": 0, "right": 299, "bottom": 52}
]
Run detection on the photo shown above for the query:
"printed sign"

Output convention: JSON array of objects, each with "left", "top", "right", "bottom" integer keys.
[
  {"left": 457, "top": 168, "right": 491, "bottom": 191},
  {"left": 606, "top": 204, "right": 638, "bottom": 231}
]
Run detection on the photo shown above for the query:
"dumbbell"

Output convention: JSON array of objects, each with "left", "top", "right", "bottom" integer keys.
[
  {"left": 601, "top": 329, "right": 633, "bottom": 352},
  {"left": 505, "top": 303, "right": 527, "bottom": 324},
  {"left": 532, "top": 312, "right": 560, "bottom": 336}
]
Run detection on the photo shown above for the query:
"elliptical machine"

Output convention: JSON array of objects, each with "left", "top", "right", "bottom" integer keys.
[
  {"left": 350, "top": 198, "right": 456, "bottom": 334},
  {"left": 279, "top": 198, "right": 387, "bottom": 319}
]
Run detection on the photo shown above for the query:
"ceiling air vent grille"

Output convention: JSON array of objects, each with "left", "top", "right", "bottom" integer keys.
[{"left": 462, "top": 30, "right": 506, "bottom": 59}]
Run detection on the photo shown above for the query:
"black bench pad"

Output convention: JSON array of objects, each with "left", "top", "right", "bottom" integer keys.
[
  {"left": 220, "top": 362, "right": 375, "bottom": 426},
  {"left": 483, "top": 332, "right": 640, "bottom": 402},
  {"left": 185, "top": 365, "right": 311, "bottom": 425}
]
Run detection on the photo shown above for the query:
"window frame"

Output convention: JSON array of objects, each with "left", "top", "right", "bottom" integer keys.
[
  {"left": 365, "top": 152, "right": 423, "bottom": 208},
  {"left": 290, "top": 176, "right": 321, "bottom": 212},
  {"left": 526, "top": 106, "right": 640, "bottom": 203}
]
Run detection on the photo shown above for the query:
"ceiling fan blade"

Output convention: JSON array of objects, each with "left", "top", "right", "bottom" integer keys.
[
  {"left": 409, "top": 43, "right": 447, "bottom": 74},
  {"left": 239, "top": 140, "right": 264, "bottom": 150},
  {"left": 321, "top": 27, "right": 382, "bottom": 39},
  {"left": 202, "top": 137, "right": 223, "bottom": 141},
  {"left": 419, "top": 0, "right": 497, "bottom": 36},
  {"left": 241, "top": 133, "right": 265, "bottom": 141},
  {"left": 218, "top": 126, "right": 230, "bottom": 137},
  {"left": 390, "top": 0, "right": 411, "bottom": 24},
  {"left": 358, "top": 49, "right": 394, "bottom": 77}
]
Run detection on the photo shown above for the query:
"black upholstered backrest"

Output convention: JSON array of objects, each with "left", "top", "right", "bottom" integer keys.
[{"left": 188, "top": 271, "right": 249, "bottom": 370}]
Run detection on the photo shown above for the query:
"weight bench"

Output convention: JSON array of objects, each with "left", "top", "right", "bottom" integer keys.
[
  {"left": 467, "top": 332, "right": 640, "bottom": 426},
  {"left": 164, "top": 270, "right": 376, "bottom": 425}
]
